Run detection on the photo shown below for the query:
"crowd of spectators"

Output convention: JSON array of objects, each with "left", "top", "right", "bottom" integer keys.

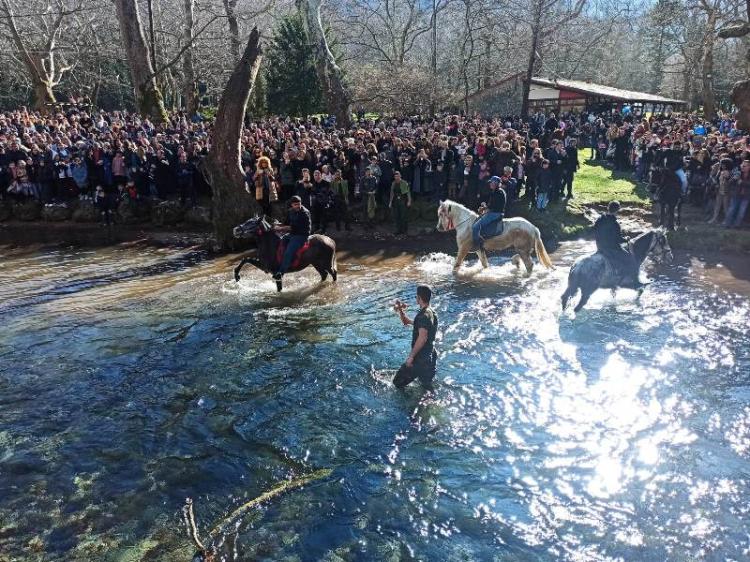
[{"left": 0, "top": 104, "right": 747, "bottom": 232}]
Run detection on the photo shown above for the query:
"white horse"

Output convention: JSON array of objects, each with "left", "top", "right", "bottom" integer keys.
[{"left": 436, "top": 199, "right": 554, "bottom": 274}]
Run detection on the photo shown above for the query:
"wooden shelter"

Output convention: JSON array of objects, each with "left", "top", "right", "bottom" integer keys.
[{"left": 467, "top": 74, "right": 687, "bottom": 116}]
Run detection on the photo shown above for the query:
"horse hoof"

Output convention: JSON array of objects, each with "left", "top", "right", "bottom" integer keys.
[
  {"left": 234, "top": 273, "right": 240, "bottom": 282},
  {"left": 276, "top": 281, "right": 282, "bottom": 292}
]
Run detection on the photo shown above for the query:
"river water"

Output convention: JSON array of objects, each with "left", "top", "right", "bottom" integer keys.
[{"left": 0, "top": 241, "right": 749, "bottom": 561}]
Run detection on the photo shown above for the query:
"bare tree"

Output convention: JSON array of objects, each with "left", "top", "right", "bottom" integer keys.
[
  {"left": 718, "top": 0, "right": 750, "bottom": 127},
  {"left": 223, "top": 0, "right": 241, "bottom": 60},
  {"left": 514, "top": 0, "right": 587, "bottom": 117},
  {"left": 299, "top": 0, "right": 352, "bottom": 128},
  {"left": 0, "top": 0, "right": 83, "bottom": 109},
  {"left": 182, "top": 0, "right": 200, "bottom": 114},
  {"left": 113, "top": 0, "right": 168, "bottom": 120}
]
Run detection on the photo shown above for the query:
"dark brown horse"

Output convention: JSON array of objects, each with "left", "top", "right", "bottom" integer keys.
[
  {"left": 652, "top": 167, "right": 683, "bottom": 230},
  {"left": 233, "top": 216, "right": 337, "bottom": 292}
]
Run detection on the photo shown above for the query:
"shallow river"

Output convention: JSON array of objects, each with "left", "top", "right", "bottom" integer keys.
[{"left": 0, "top": 242, "right": 749, "bottom": 562}]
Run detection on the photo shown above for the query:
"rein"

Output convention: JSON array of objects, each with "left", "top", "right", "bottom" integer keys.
[{"left": 441, "top": 209, "right": 474, "bottom": 231}]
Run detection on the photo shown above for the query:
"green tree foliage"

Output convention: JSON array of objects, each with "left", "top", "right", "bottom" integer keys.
[{"left": 265, "top": 13, "right": 324, "bottom": 117}]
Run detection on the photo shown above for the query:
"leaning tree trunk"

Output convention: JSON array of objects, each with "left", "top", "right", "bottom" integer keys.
[
  {"left": 205, "top": 27, "right": 263, "bottom": 250},
  {"left": 182, "top": 0, "right": 200, "bottom": 114},
  {"left": 299, "top": 0, "right": 352, "bottom": 129},
  {"left": 113, "top": 0, "right": 168, "bottom": 121}
]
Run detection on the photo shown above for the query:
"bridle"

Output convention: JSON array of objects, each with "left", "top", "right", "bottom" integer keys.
[{"left": 439, "top": 205, "right": 473, "bottom": 231}]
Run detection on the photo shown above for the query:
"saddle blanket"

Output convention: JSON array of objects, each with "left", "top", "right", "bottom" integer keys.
[
  {"left": 275, "top": 238, "right": 311, "bottom": 269},
  {"left": 479, "top": 219, "right": 504, "bottom": 240}
]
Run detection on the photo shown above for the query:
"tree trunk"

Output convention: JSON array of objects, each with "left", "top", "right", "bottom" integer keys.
[
  {"left": 113, "top": 0, "right": 168, "bottom": 121},
  {"left": 701, "top": 10, "right": 717, "bottom": 120},
  {"left": 299, "top": 0, "right": 352, "bottom": 129},
  {"left": 521, "top": 1, "right": 543, "bottom": 118},
  {"left": 223, "top": 0, "right": 241, "bottom": 61},
  {"left": 182, "top": 0, "right": 200, "bottom": 114},
  {"left": 205, "top": 27, "right": 263, "bottom": 250},
  {"left": 32, "top": 80, "right": 56, "bottom": 111}
]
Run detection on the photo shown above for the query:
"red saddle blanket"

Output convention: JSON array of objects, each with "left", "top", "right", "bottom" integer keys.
[{"left": 275, "top": 238, "right": 310, "bottom": 269}]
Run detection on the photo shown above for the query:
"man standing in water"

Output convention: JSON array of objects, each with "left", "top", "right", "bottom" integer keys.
[{"left": 392, "top": 285, "right": 438, "bottom": 389}]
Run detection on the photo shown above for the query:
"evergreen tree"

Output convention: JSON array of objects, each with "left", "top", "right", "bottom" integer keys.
[{"left": 265, "top": 13, "right": 324, "bottom": 117}]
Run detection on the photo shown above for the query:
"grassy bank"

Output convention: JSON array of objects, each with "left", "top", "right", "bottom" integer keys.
[
  {"left": 518, "top": 151, "right": 750, "bottom": 254},
  {"left": 516, "top": 150, "right": 652, "bottom": 242}
]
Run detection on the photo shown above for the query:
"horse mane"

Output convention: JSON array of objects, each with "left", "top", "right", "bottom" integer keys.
[
  {"left": 441, "top": 199, "right": 477, "bottom": 217},
  {"left": 631, "top": 229, "right": 657, "bottom": 263}
]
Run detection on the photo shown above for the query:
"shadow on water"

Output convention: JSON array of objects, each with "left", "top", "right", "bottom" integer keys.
[{"left": 0, "top": 246, "right": 212, "bottom": 314}]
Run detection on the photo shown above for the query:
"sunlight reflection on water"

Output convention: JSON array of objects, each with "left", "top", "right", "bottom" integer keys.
[{"left": 0, "top": 242, "right": 749, "bottom": 561}]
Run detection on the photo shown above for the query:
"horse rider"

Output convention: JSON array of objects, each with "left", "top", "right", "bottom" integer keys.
[
  {"left": 658, "top": 139, "right": 688, "bottom": 196},
  {"left": 273, "top": 195, "right": 311, "bottom": 280},
  {"left": 472, "top": 176, "right": 506, "bottom": 251},
  {"left": 392, "top": 285, "right": 439, "bottom": 390},
  {"left": 593, "top": 201, "right": 643, "bottom": 289}
]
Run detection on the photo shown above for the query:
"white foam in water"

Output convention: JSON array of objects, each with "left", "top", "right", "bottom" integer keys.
[{"left": 415, "top": 252, "right": 531, "bottom": 283}]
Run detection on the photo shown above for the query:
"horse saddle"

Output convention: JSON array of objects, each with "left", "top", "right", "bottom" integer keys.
[
  {"left": 275, "top": 237, "right": 311, "bottom": 269},
  {"left": 474, "top": 216, "right": 505, "bottom": 241}
]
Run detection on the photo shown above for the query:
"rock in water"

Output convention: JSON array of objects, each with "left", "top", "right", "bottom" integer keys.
[
  {"left": 117, "top": 200, "right": 140, "bottom": 224},
  {"left": 0, "top": 199, "right": 11, "bottom": 221},
  {"left": 184, "top": 205, "right": 212, "bottom": 226},
  {"left": 42, "top": 203, "right": 72, "bottom": 222},
  {"left": 152, "top": 200, "right": 185, "bottom": 226},
  {"left": 72, "top": 200, "right": 99, "bottom": 222},
  {"left": 13, "top": 200, "right": 42, "bottom": 221}
]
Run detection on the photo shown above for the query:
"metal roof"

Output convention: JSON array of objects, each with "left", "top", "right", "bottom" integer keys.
[{"left": 530, "top": 77, "right": 686, "bottom": 105}]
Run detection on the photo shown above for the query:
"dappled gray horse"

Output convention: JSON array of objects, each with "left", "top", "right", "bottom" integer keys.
[{"left": 562, "top": 229, "right": 673, "bottom": 312}]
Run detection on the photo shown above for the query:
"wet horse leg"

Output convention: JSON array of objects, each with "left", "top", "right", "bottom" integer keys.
[
  {"left": 520, "top": 251, "right": 534, "bottom": 275},
  {"left": 574, "top": 286, "right": 595, "bottom": 312},
  {"left": 478, "top": 249, "right": 489, "bottom": 268},
  {"left": 234, "top": 257, "right": 253, "bottom": 282},
  {"left": 454, "top": 244, "right": 470, "bottom": 272},
  {"left": 561, "top": 285, "right": 577, "bottom": 309},
  {"left": 314, "top": 266, "right": 328, "bottom": 282}
]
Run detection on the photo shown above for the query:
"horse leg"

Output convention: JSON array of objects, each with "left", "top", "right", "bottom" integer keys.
[
  {"left": 276, "top": 278, "right": 283, "bottom": 292},
  {"left": 453, "top": 245, "right": 470, "bottom": 272},
  {"left": 676, "top": 198, "right": 683, "bottom": 228},
  {"left": 574, "top": 285, "right": 595, "bottom": 312},
  {"left": 511, "top": 254, "right": 522, "bottom": 269},
  {"left": 234, "top": 257, "right": 251, "bottom": 282},
  {"left": 315, "top": 265, "right": 328, "bottom": 282},
  {"left": 520, "top": 252, "right": 534, "bottom": 276},
  {"left": 478, "top": 249, "right": 489, "bottom": 268},
  {"left": 561, "top": 284, "right": 577, "bottom": 309}
]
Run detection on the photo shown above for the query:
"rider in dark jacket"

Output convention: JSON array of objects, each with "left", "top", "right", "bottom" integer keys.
[
  {"left": 593, "top": 201, "right": 642, "bottom": 288},
  {"left": 274, "top": 196, "right": 311, "bottom": 279}
]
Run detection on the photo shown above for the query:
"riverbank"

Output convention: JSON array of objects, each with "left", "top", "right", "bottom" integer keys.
[{"left": 1, "top": 152, "right": 748, "bottom": 257}]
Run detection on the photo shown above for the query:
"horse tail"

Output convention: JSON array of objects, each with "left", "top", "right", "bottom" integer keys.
[{"left": 534, "top": 230, "right": 554, "bottom": 270}]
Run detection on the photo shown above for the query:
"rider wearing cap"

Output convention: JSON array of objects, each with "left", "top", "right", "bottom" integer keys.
[
  {"left": 273, "top": 195, "right": 311, "bottom": 280},
  {"left": 593, "top": 201, "right": 642, "bottom": 289},
  {"left": 472, "top": 176, "right": 506, "bottom": 250}
]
